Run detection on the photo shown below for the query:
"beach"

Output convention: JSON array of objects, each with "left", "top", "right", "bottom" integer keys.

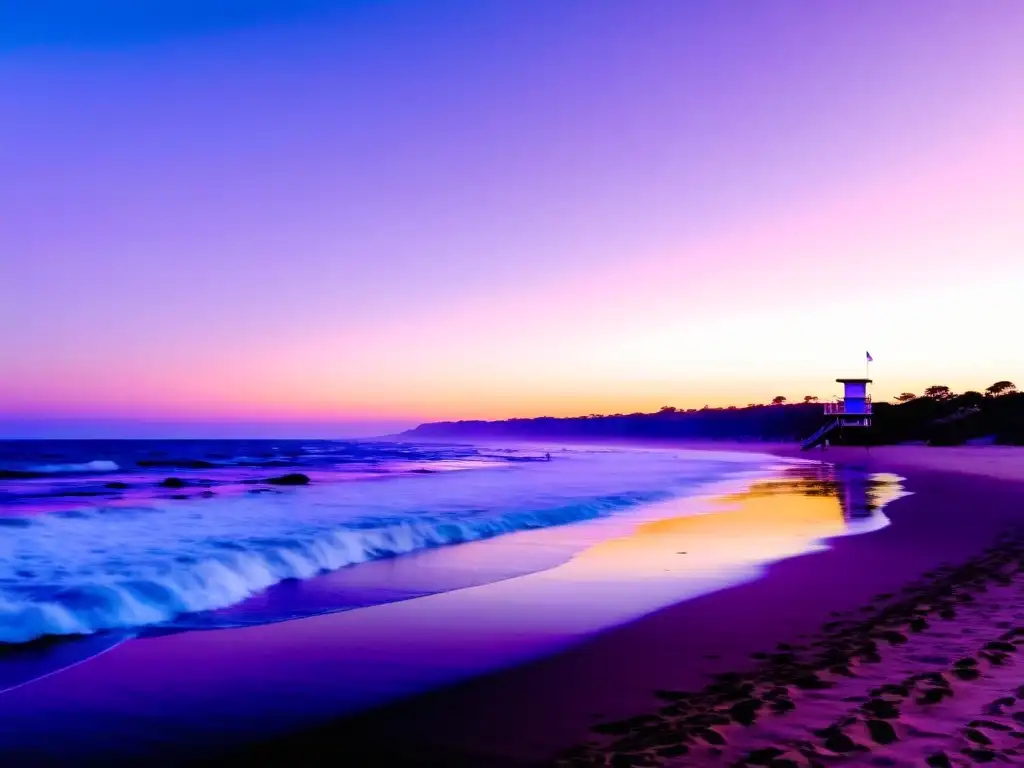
[
  {"left": 12, "top": 2, "right": 1023, "bottom": 764},
  {"left": 1, "top": 443, "right": 1023, "bottom": 766},
  {"left": 220, "top": 444, "right": 1024, "bottom": 766}
]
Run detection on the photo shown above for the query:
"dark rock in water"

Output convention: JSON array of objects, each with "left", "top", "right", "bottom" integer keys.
[
  {"left": 653, "top": 689, "right": 692, "bottom": 701},
  {"left": 864, "top": 698, "right": 900, "bottom": 719},
  {"left": 969, "top": 720, "right": 1012, "bottom": 731},
  {"left": 925, "top": 752, "right": 952, "bottom": 768},
  {"left": 965, "top": 729, "right": 992, "bottom": 745},
  {"left": 982, "top": 698, "right": 1014, "bottom": 715},
  {"left": 0, "top": 469, "right": 45, "bottom": 479},
  {"left": 955, "top": 658, "right": 979, "bottom": 668},
  {"left": 264, "top": 473, "right": 311, "bottom": 486},
  {"left": 917, "top": 688, "right": 949, "bottom": 705},
  {"left": 823, "top": 731, "right": 856, "bottom": 753},
  {"left": 743, "top": 747, "right": 784, "bottom": 765},
  {"left": 953, "top": 668, "right": 981, "bottom": 681},
  {"left": 688, "top": 712, "right": 730, "bottom": 727},
  {"left": 696, "top": 728, "right": 725, "bottom": 746},
  {"left": 712, "top": 671, "right": 744, "bottom": 684},
  {"left": 138, "top": 459, "right": 217, "bottom": 469},
  {"left": 1012, "top": 712, "right": 1024, "bottom": 724},
  {"left": 793, "top": 673, "right": 832, "bottom": 690},
  {"left": 910, "top": 617, "right": 928, "bottom": 632},
  {"left": 159, "top": 477, "right": 187, "bottom": 488},
  {"left": 984, "top": 641, "right": 1016, "bottom": 653},
  {"left": 610, "top": 753, "right": 647, "bottom": 768},
  {"left": 770, "top": 697, "right": 795, "bottom": 714},
  {"left": 170, "top": 494, "right": 188, "bottom": 500},
  {"left": 939, "top": 608, "right": 957, "bottom": 620},
  {"left": 769, "top": 759, "right": 798, "bottom": 768},
  {"left": 919, "top": 671, "right": 949, "bottom": 687},
  {"left": 963, "top": 748, "right": 996, "bottom": 762},
  {"left": 866, "top": 719, "right": 898, "bottom": 744},
  {"left": 654, "top": 744, "right": 688, "bottom": 757},
  {"left": 200, "top": 490, "right": 216, "bottom": 498},
  {"left": 878, "top": 630, "right": 908, "bottom": 645},
  {"left": 728, "top": 698, "right": 763, "bottom": 726},
  {"left": 409, "top": 469, "right": 435, "bottom": 474},
  {"left": 593, "top": 715, "right": 658, "bottom": 735},
  {"left": 592, "top": 721, "right": 632, "bottom": 736},
  {"left": 104, "top": 481, "right": 130, "bottom": 489}
]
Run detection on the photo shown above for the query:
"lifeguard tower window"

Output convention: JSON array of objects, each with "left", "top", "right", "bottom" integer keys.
[{"left": 802, "top": 378, "right": 874, "bottom": 450}]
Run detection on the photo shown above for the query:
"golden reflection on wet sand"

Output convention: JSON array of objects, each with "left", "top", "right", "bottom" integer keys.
[
  {"left": 0, "top": 463, "right": 911, "bottom": 757},
  {"left": 554, "top": 465, "right": 908, "bottom": 581}
]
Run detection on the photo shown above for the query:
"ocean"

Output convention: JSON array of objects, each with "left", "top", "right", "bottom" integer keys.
[
  {"left": 0, "top": 439, "right": 778, "bottom": 646},
  {"left": 0, "top": 439, "right": 916, "bottom": 761}
]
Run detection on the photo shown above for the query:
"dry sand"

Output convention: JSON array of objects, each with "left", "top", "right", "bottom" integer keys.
[
  {"left": 219, "top": 445, "right": 1024, "bottom": 767},
  {"left": 672, "top": 442, "right": 1024, "bottom": 485},
  {"left": 559, "top": 531, "right": 1024, "bottom": 767}
]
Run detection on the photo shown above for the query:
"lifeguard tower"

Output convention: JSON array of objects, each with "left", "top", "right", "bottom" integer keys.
[{"left": 800, "top": 378, "right": 873, "bottom": 450}]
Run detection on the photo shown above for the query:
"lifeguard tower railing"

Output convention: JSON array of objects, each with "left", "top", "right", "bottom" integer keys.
[{"left": 823, "top": 397, "right": 872, "bottom": 416}]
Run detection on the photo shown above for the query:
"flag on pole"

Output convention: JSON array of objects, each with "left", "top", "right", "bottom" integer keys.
[{"left": 866, "top": 351, "right": 873, "bottom": 362}]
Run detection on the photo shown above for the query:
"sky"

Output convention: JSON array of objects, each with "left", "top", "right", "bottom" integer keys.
[{"left": 2, "top": 1, "right": 1023, "bottom": 437}]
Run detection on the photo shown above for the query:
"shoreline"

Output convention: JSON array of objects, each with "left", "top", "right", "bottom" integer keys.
[
  {"left": 0, "top": 447, "right": 800, "bottom": 762},
  {"left": 2, "top": 443, "right": 1023, "bottom": 764},
  {"left": 221, "top": 444, "right": 1024, "bottom": 766}
]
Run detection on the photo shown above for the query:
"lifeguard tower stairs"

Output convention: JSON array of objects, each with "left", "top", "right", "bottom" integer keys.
[{"left": 801, "top": 378, "right": 873, "bottom": 451}]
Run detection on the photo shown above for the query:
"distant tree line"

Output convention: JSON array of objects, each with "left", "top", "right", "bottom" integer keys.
[{"left": 403, "top": 382, "right": 1023, "bottom": 447}]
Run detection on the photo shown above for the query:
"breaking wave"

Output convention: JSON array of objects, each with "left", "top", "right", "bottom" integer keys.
[
  {"left": 0, "top": 492, "right": 667, "bottom": 643},
  {"left": 26, "top": 460, "right": 120, "bottom": 475},
  {"left": 0, "top": 446, "right": 774, "bottom": 644}
]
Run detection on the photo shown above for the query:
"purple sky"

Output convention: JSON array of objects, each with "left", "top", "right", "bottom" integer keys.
[{"left": 3, "top": 1, "right": 1023, "bottom": 437}]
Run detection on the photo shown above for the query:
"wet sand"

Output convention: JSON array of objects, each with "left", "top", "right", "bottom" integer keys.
[
  {"left": 219, "top": 446, "right": 1024, "bottom": 766},
  {"left": 3, "top": 445, "right": 1022, "bottom": 766},
  {"left": 0, "top": 457, "right": 888, "bottom": 764}
]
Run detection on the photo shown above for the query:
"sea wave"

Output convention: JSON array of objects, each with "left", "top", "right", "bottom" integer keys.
[
  {"left": 26, "top": 460, "right": 120, "bottom": 474},
  {"left": 0, "top": 491, "right": 664, "bottom": 643},
  {"left": 0, "top": 446, "right": 775, "bottom": 644}
]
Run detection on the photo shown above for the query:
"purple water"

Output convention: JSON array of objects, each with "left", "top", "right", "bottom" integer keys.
[{"left": 0, "top": 440, "right": 773, "bottom": 645}]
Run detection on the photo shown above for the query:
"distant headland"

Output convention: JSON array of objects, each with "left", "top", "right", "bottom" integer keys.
[{"left": 402, "top": 381, "right": 1022, "bottom": 447}]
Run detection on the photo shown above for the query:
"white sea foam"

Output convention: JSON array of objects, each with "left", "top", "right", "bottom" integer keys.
[
  {"left": 27, "top": 460, "right": 120, "bottom": 474},
  {"left": 0, "top": 448, "right": 771, "bottom": 643}
]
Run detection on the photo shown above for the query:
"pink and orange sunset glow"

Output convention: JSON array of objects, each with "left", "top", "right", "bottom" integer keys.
[{"left": 3, "top": 1, "right": 1023, "bottom": 437}]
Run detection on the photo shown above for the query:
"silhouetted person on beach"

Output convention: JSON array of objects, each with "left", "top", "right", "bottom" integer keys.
[{"left": 545, "top": 452, "right": 551, "bottom": 461}]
